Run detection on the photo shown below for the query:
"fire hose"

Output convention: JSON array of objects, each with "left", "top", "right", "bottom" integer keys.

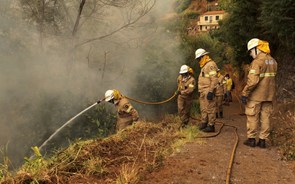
[
  {"left": 190, "top": 116, "right": 239, "bottom": 184},
  {"left": 125, "top": 91, "right": 178, "bottom": 105},
  {"left": 36, "top": 90, "right": 239, "bottom": 184},
  {"left": 127, "top": 91, "right": 239, "bottom": 184}
]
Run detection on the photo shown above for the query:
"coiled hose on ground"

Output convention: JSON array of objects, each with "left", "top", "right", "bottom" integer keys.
[{"left": 126, "top": 91, "right": 239, "bottom": 184}]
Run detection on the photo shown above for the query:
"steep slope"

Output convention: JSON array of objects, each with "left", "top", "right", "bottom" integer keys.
[
  {"left": 1, "top": 116, "right": 189, "bottom": 183},
  {"left": 4, "top": 101, "right": 295, "bottom": 183}
]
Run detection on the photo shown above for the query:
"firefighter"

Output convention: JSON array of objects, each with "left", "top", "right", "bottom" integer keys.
[
  {"left": 241, "top": 38, "right": 277, "bottom": 148},
  {"left": 195, "top": 48, "right": 219, "bottom": 132},
  {"left": 224, "top": 74, "right": 233, "bottom": 105},
  {"left": 177, "top": 65, "right": 196, "bottom": 128},
  {"left": 104, "top": 89, "right": 139, "bottom": 131},
  {"left": 215, "top": 69, "right": 226, "bottom": 118}
]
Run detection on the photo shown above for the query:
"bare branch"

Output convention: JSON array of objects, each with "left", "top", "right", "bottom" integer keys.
[
  {"left": 23, "top": 1, "right": 40, "bottom": 21},
  {"left": 72, "top": 0, "right": 86, "bottom": 36},
  {"left": 79, "top": 0, "right": 102, "bottom": 29},
  {"left": 58, "top": 0, "right": 74, "bottom": 26},
  {"left": 74, "top": 0, "right": 156, "bottom": 48},
  {"left": 98, "top": 0, "right": 130, "bottom": 8}
]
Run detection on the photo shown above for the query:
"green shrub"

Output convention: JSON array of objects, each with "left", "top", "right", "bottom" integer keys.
[
  {"left": 175, "top": 0, "right": 192, "bottom": 13},
  {"left": 182, "top": 10, "right": 199, "bottom": 19},
  {"left": 190, "top": 100, "right": 200, "bottom": 117}
]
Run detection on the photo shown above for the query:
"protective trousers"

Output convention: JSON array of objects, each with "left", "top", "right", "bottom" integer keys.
[
  {"left": 215, "top": 95, "right": 223, "bottom": 113},
  {"left": 177, "top": 95, "right": 193, "bottom": 126},
  {"left": 245, "top": 100, "right": 273, "bottom": 139},
  {"left": 199, "top": 92, "right": 216, "bottom": 126}
]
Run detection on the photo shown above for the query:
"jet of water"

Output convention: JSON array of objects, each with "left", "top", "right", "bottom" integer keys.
[{"left": 38, "top": 101, "right": 101, "bottom": 152}]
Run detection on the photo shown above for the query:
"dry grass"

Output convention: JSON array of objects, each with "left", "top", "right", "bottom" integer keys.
[
  {"left": 116, "top": 163, "right": 140, "bottom": 184},
  {"left": 271, "top": 100, "right": 295, "bottom": 160},
  {"left": 0, "top": 145, "right": 12, "bottom": 182},
  {"left": 1, "top": 115, "right": 198, "bottom": 184}
]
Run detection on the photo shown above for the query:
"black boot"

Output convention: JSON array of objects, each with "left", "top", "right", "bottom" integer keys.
[
  {"left": 216, "top": 113, "right": 219, "bottom": 118},
  {"left": 198, "top": 123, "right": 207, "bottom": 130},
  {"left": 202, "top": 125, "right": 215, "bottom": 132},
  {"left": 219, "top": 111, "right": 223, "bottom": 118},
  {"left": 257, "top": 139, "right": 266, "bottom": 148},
  {"left": 243, "top": 138, "right": 256, "bottom": 147}
]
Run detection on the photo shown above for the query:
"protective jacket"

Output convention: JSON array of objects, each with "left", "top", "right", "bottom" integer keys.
[
  {"left": 198, "top": 60, "right": 219, "bottom": 93},
  {"left": 177, "top": 75, "right": 196, "bottom": 98},
  {"left": 242, "top": 52, "right": 277, "bottom": 101},
  {"left": 177, "top": 74, "right": 195, "bottom": 127},
  {"left": 215, "top": 74, "right": 226, "bottom": 96},
  {"left": 115, "top": 97, "right": 139, "bottom": 130}
]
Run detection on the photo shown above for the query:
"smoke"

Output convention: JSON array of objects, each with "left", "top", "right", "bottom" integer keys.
[{"left": 0, "top": 0, "right": 184, "bottom": 167}]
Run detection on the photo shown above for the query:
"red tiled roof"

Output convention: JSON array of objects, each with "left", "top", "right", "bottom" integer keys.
[{"left": 203, "top": 10, "right": 225, "bottom": 15}]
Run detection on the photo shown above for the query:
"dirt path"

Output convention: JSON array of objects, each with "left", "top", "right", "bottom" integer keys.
[{"left": 139, "top": 99, "right": 295, "bottom": 184}]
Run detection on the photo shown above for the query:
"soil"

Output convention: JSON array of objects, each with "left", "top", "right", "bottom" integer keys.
[
  {"left": 139, "top": 98, "right": 295, "bottom": 184},
  {"left": 6, "top": 97, "right": 295, "bottom": 184}
]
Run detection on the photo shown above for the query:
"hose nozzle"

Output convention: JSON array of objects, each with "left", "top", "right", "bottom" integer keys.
[{"left": 97, "top": 97, "right": 106, "bottom": 104}]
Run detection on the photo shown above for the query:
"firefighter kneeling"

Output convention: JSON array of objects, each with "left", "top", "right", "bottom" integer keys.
[{"left": 104, "top": 89, "right": 139, "bottom": 131}]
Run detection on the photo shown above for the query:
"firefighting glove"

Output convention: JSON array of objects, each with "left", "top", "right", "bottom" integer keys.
[
  {"left": 109, "top": 99, "right": 115, "bottom": 104},
  {"left": 207, "top": 92, "right": 214, "bottom": 100},
  {"left": 241, "top": 96, "right": 247, "bottom": 105},
  {"left": 133, "top": 117, "right": 139, "bottom": 122}
]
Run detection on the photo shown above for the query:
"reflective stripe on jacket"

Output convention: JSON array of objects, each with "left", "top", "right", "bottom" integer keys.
[
  {"left": 198, "top": 60, "right": 219, "bottom": 93},
  {"left": 177, "top": 75, "right": 196, "bottom": 98},
  {"left": 116, "top": 97, "right": 139, "bottom": 122},
  {"left": 242, "top": 52, "right": 277, "bottom": 101}
]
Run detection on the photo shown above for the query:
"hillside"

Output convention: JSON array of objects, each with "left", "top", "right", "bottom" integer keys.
[
  {"left": 1, "top": 0, "right": 295, "bottom": 183},
  {"left": 2, "top": 99, "right": 295, "bottom": 183},
  {"left": 1, "top": 116, "right": 185, "bottom": 183}
]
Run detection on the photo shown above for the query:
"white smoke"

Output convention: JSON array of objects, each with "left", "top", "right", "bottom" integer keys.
[{"left": 0, "top": 0, "right": 183, "bottom": 167}]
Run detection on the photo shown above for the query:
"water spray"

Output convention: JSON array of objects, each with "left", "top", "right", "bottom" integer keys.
[
  {"left": 32, "top": 89, "right": 178, "bottom": 158},
  {"left": 37, "top": 98, "right": 105, "bottom": 153}
]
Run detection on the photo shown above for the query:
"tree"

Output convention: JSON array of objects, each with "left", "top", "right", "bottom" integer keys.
[
  {"left": 20, "top": 0, "right": 156, "bottom": 49},
  {"left": 260, "top": 0, "right": 295, "bottom": 53},
  {"left": 0, "top": 0, "right": 157, "bottom": 167},
  {"left": 215, "top": 0, "right": 263, "bottom": 64},
  {"left": 20, "top": 0, "right": 66, "bottom": 48}
]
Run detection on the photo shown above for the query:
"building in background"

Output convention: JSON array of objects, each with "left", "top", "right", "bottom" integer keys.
[{"left": 197, "top": 10, "right": 225, "bottom": 32}]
